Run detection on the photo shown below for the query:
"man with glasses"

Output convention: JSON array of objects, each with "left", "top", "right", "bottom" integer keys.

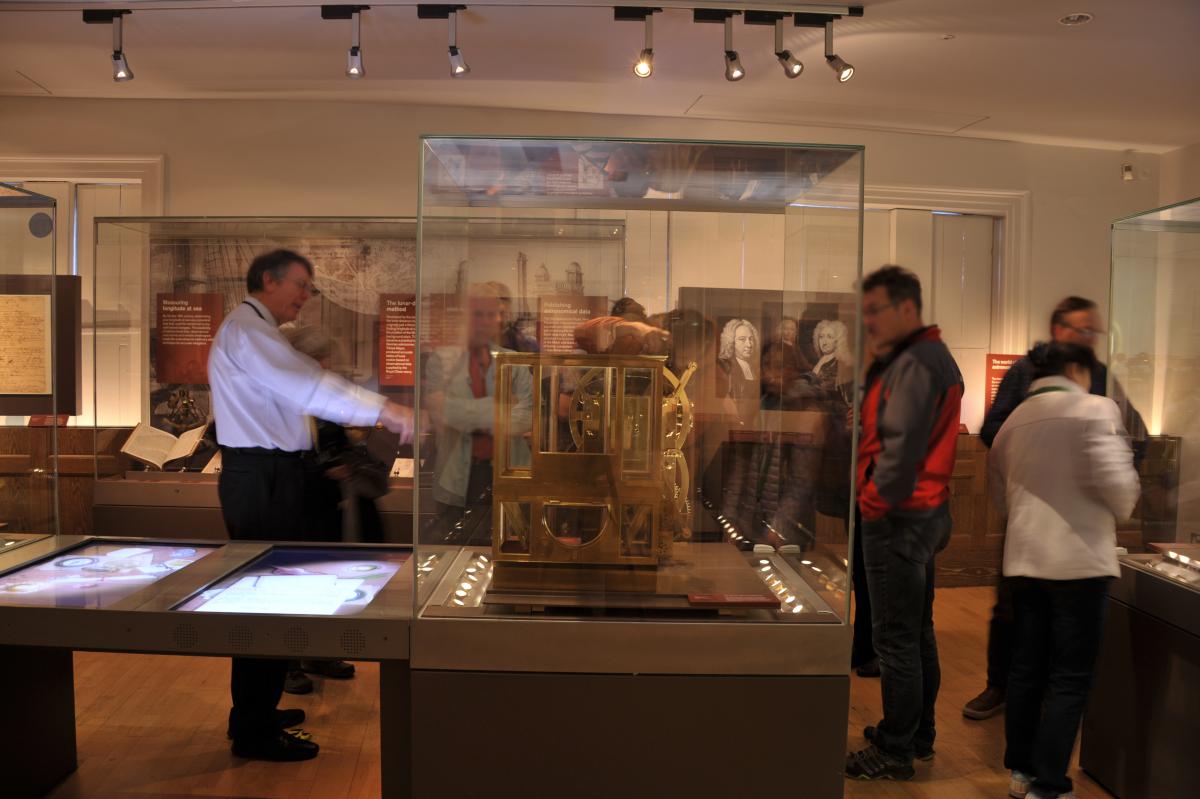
[
  {"left": 845, "top": 265, "right": 962, "bottom": 781},
  {"left": 209, "top": 249, "right": 413, "bottom": 761},
  {"left": 965, "top": 296, "right": 1147, "bottom": 724}
]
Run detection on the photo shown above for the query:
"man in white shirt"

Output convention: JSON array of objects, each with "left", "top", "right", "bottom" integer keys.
[
  {"left": 209, "top": 249, "right": 412, "bottom": 762},
  {"left": 989, "top": 342, "right": 1139, "bottom": 799}
]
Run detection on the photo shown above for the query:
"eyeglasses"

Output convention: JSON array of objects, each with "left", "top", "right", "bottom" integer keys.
[
  {"left": 862, "top": 301, "right": 898, "bottom": 319},
  {"left": 1057, "top": 323, "right": 1104, "bottom": 338},
  {"left": 283, "top": 276, "right": 321, "bottom": 297}
]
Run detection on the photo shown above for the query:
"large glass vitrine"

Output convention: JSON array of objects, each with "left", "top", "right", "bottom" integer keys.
[
  {"left": 1109, "top": 197, "right": 1200, "bottom": 546},
  {"left": 414, "top": 137, "right": 864, "bottom": 672},
  {"left": 90, "top": 217, "right": 419, "bottom": 539},
  {"left": 0, "top": 184, "right": 65, "bottom": 535}
]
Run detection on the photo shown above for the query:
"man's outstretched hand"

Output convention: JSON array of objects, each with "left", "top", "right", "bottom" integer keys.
[{"left": 378, "top": 400, "right": 415, "bottom": 444}]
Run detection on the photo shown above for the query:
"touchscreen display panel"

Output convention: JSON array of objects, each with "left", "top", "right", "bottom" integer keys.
[
  {"left": 175, "top": 548, "right": 409, "bottom": 617},
  {"left": 0, "top": 543, "right": 216, "bottom": 608}
]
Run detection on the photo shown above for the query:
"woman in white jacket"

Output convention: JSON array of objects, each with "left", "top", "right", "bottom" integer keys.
[{"left": 988, "top": 342, "right": 1139, "bottom": 799}]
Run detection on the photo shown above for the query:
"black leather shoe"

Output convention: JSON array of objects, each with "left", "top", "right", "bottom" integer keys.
[
  {"left": 231, "top": 731, "right": 319, "bottom": 762},
  {"left": 227, "top": 708, "right": 307, "bottom": 739},
  {"left": 301, "top": 659, "right": 356, "bottom": 679},
  {"left": 855, "top": 658, "right": 881, "bottom": 678},
  {"left": 284, "top": 669, "right": 314, "bottom": 695},
  {"left": 864, "top": 724, "right": 934, "bottom": 761}
]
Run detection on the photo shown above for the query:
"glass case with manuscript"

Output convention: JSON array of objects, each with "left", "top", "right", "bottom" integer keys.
[
  {"left": 0, "top": 183, "right": 72, "bottom": 536},
  {"left": 90, "top": 217, "right": 420, "bottom": 539},
  {"left": 411, "top": 136, "right": 864, "bottom": 799},
  {"left": 1081, "top": 197, "right": 1200, "bottom": 799}
]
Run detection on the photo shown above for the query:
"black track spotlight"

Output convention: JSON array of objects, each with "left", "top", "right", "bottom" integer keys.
[
  {"left": 83, "top": 10, "right": 134, "bottom": 82},
  {"left": 616, "top": 7, "right": 659, "bottom": 79},
  {"left": 724, "top": 16, "right": 744, "bottom": 81},
  {"left": 322, "top": 6, "right": 370, "bottom": 79},
  {"left": 824, "top": 20, "right": 854, "bottom": 82},
  {"left": 774, "top": 18, "right": 802, "bottom": 78},
  {"left": 448, "top": 8, "right": 470, "bottom": 77},
  {"left": 347, "top": 9, "right": 365, "bottom": 78}
]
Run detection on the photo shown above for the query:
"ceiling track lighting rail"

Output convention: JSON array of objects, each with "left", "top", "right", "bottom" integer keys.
[
  {"left": 69, "top": 3, "right": 861, "bottom": 83},
  {"left": 41, "top": 3, "right": 860, "bottom": 12}
]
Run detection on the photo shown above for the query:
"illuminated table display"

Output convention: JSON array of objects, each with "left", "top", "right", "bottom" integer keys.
[
  {"left": 176, "top": 547, "right": 408, "bottom": 616},
  {"left": 0, "top": 542, "right": 214, "bottom": 608},
  {"left": 0, "top": 536, "right": 417, "bottom": 799}
]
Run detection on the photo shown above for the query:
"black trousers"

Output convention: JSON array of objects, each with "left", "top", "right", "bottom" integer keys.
[
  {"left": 1004, "top": 576, "right": 1110, "bottom": 797},
  {"left": 861, "top": 506, "right": 951, "bottom": 761},
  {"left": 850, "top": 508, "right": 876, "bottom": 668},
  {"left": 986, "top": 575, "right": 1015, "bottom": 690},
  {"left": 218, "top": 448, "right": 308, "bottom": 742}
]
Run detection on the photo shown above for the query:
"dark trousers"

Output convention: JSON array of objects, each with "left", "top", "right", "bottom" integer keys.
[
  {"left": 218, "top": 449, "right": 308, "bottom": 742},
  {"left": 430, "top": 458, "right": 494, "bottom": 546},
  {"left": 850, "top": 509, "right": 876, "bottom": 668},
  {"left": 986, "top": 575, "right": 1015, "bottom": 690},
  {"left": 1004, "top": 576, "right": 1110, "bottom": 797},
  {"left": 861, "top": 506, "right": 951, "bottom": 761}
]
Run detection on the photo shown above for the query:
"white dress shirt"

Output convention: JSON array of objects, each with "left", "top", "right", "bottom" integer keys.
[
  {"left": 989, "top": 375, "right": 1140, "bottom": 581},
  {"left": 208, "top": 297, "right": 386, "bottom": 451}
]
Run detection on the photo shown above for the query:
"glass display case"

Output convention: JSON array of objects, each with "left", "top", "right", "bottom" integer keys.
[
  {"left": 0, "top": 183, "right": 65, "bottom": 536},
  {"left": 1109, "top": 197, "right": 1200, "bottom": 546},
  {"left": 90, "top": 217, "right": 420, "bottom": 539},
  {"left": 411, "top": 135, "right": 864, "bottom": 799},
  {"left": 1081, "top": 199, "right": 1200, "bottom": 799},
  {"left": 416, "top": 136, "right": 862, "bottom": 638}
]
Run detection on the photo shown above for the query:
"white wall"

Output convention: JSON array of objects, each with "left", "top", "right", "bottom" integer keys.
[
  {"left": 1160, "top": 141, "right": 1200, "bottom": 208},
  {"left": 0, "top": 96, "right": 1162, "bottom": 348}
]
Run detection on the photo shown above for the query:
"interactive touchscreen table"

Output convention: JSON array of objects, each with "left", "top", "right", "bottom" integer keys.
[
  {"left": 0, "top": 542, "right": 214, "bottom": 608},
  {"left": 176, "top": 547, "right": 408, "bottom": 616},
  {"left": 0, "top": 536, "right": 426, "bottom": 799}
]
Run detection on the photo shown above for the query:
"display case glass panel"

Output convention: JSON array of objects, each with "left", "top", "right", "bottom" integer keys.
[
  {"left": 0, "top": 541, "right": 215, "bottom": 607},
  {"left": 416, "top": 137, "right": 863, "bottom": 628},
  {"left": 1110, "top": 197, "right": 1200, "bottom": 545},
  {"left": 0, "top": 183, "right": 60, "bottom": 535},
  {"left": 91, "top": 218, "right": 419, "bottom": 538},
  {"left": 174, "top": 546, "right": 411, "bottom": 616}
]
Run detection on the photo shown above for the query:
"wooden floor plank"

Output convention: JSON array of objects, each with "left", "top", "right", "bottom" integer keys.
[{"left": 45, "top": 586, "right": 1112, "bottom": 798}]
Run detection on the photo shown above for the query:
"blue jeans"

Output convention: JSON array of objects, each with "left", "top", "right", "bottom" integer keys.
[
  {"left": 1004, "top": 576, "right": 1110, "bottom": 797},
  {"left": 861, "top": 505, "right": 951, "bottom": 761}
]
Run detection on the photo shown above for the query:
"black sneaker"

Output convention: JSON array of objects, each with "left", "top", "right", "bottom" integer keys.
[
  {"left": 963, "top": 685, "right": 1006, "bottom": 719},
  {"left": 844, "top": 745, "right": 915, "bottom": 781},
  {"left": 284, "top": 669, "right": 314, "bottom": 695},
  {"left": 231, "top": 730, "right": 319, "bottom": 762},
  {"left": 301, "top": 659, "right": 356, "bottom": 679},
  {"left": 227, "top": 707, "right": 307, "bottom": 739},
  {"left": 864, "top": 724, "right": 934, "bottom": 761}
]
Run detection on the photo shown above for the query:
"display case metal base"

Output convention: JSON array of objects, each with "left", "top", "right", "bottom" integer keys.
[
  {"left": 411, "top": 669, "right": 848, "bottom": 799},
  {"left": 1080, "top": 592, "right": 1199, "bottom": 799},
  {"left": 0, "top": 645, "right": 77, "bottom": 799}
]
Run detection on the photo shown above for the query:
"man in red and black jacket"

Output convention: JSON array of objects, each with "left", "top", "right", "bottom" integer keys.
[{"left": 846, "top": 265, "right": 963, "bottom": 782}]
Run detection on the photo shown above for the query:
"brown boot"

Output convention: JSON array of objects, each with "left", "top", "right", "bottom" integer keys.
[{"left": 963, "top": 685, "right": 1005, "bottom": 719}]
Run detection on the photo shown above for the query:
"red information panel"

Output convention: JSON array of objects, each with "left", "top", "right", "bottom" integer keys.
[
  {"left": 379, "top": 293, "right": 417, "bottom": 387},
  {"left": 985, "top": 353, "right": 1023, "bottom": 413},
  {"left": 156, "top": 293, "right": 223, "bottom": 385},
  {"left": 537, "top": 295, "right": 609, "bottom": 353},
  {"left": 420, "top": 293, "right": 466, "bottom": 348}
]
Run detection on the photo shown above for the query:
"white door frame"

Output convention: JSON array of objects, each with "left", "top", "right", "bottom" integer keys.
[
  {"left": 865, "top": 184, "right": 1032, "bottom": 354},
  {"left": 0, "top": 155, "right": 165, "bottom": 215}
]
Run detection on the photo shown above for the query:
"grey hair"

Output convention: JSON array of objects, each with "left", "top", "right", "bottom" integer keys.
[{"left": 718, "top": 318, "right": 758, "bottom": 361}]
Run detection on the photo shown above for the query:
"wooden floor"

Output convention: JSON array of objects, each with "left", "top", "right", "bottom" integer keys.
[{"left": 44, "top": 586, "right": 1112, "bottom": 799}]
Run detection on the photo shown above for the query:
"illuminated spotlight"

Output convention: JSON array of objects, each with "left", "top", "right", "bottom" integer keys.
[
  {"left": 774, "top": 18, "right": 802, "bottom": 77},
  {"left": 824, "top": 20, "right": 854, "bottom": 82},
  {"left": 418, "top": 4, "right": 471, "bottom": 77},
  {"left": 321, "top": 6, "right": 370, "bottom": 79},
  {"left": 615, "top": 7, "right": 657, "bottom": 78},
  {"left": 724, "top": 16, "right": 745, "bottom": 81},
  {"left": 83, "top": 10, "right": 135, "bottom": 82}
]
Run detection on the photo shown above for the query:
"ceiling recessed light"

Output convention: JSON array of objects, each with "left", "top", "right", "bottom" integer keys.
[{"left": 1059, "top": 12, "right": 1094, "bottom": 26}]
